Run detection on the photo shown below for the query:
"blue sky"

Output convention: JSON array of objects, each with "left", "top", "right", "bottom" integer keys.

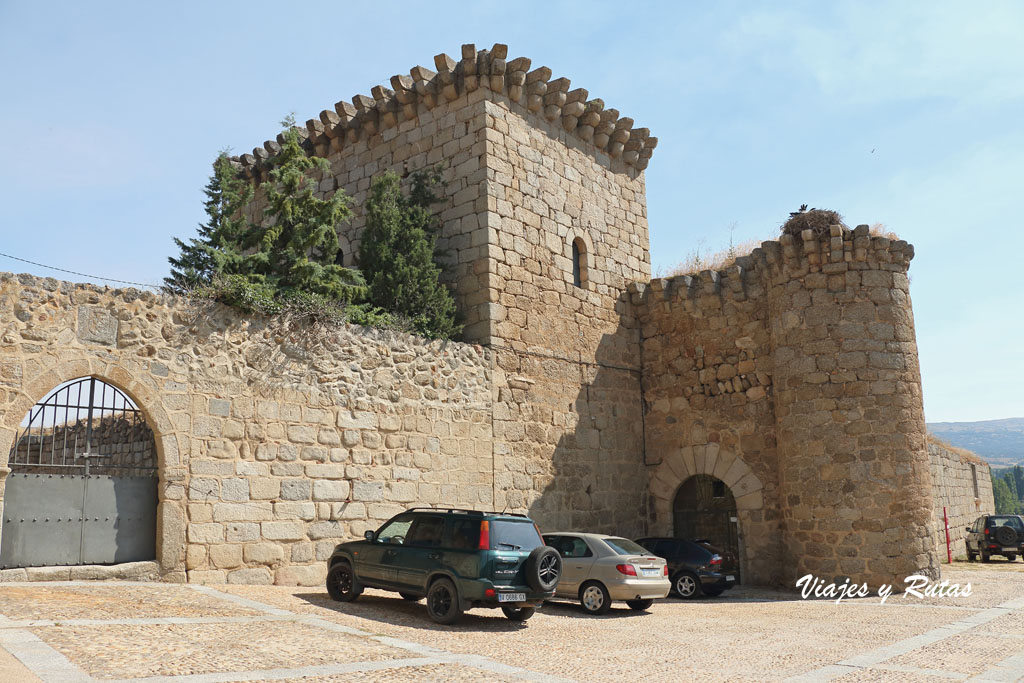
[{"left": 1, "top": 1, "right": 1021, "bottom": 423}]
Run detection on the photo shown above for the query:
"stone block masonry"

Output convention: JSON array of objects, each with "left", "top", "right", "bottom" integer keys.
[
  {"left": 234, "top": 43, "right": 654, "bottom": 540},
  {"left": 0, "top": 43, "right": 990, "bottom": 590},
  {"left": 635, "top": 225, "right": 944, "bottom": 588},
  {"left": 928, "top": 435, "right": 995, "bottom": 554},
  {"left": 234, "top": 42, "right": 655, "bottom": 346},
  {"left": 0, "top": 273, "right": 494, "bottom": 585}
]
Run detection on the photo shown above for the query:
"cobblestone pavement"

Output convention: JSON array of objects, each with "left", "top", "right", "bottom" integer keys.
[{"left": 0, "top": 562, "right": 1021, "bottom": 682}]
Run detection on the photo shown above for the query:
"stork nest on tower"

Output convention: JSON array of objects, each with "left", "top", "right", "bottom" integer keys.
[{"left": 780, "top": 205, "right": 848, "bottom": 238}]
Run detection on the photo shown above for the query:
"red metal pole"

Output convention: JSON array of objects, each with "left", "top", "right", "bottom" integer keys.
[{"left": 943, "top": 506, "right": 952, "bottom": 564}]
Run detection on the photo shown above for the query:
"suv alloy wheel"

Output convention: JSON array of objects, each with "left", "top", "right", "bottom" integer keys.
[
  {"left": 526, "top": 546, "right": 562, "bottom": 592},
  {"left": 426, "top": 578, "right": 463, "bottom": 625},
  {"left": 326, "top": 562, "right": 362, "bottom": 602}
]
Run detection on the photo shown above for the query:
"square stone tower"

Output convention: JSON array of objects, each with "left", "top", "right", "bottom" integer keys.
[{"left": 235, "top": 43, "right": 658, "bottom": 535}]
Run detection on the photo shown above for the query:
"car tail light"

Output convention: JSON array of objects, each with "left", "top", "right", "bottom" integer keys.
[
  {"left": 479, "top": 520, "right": 490, "bottom": 550},
  {"left": 984, "top": 528, "right": 990, "bottom": 536},
  {"left": 710, "top": 554, "right": 722, "bottom": 566},
  {"left": 484, "top": 588, "right": 496, "bottom": 598},
  {"left": 989, "top": 544, "right": 999, "bottom": 549},
  {"left": 663, "top": 565, "right": 669, "bottom": 576},
  {"left": 615, "top": 564, "right": 637, "bottom": 576}
]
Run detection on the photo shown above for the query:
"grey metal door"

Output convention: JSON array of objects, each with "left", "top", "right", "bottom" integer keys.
[{"left": 1, "top": 378, "right": 157, "bottom": 568}]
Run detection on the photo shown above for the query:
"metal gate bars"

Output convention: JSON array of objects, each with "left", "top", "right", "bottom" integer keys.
[{"left": 1, "top": 377, "right": 158, "bottom": 568}]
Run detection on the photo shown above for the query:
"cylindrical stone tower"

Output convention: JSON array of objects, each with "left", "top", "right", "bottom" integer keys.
[{"left": 767, "top": 224, "right": 939, "bottom": 588}]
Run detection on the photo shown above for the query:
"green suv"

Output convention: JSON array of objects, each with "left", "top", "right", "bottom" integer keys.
[{"left": 325, "top": 508, "right": 562, "bottom": 624}]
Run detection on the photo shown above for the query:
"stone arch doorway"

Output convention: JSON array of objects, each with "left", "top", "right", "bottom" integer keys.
[
  {"left": 673, "top": 474, "right": 741, "bottom": 581},
  {"left": 1, "top": 377, "right": 158, "bottom": 569}
]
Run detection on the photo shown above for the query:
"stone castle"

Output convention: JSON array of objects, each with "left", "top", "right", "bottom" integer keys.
[{"left": 0, "top": 44, "right": 993, "bottom": 588}]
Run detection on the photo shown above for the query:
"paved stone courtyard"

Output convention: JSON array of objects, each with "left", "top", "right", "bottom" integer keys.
[{"left": 0, "top": 562, "right": 1022, "bottom": 682}]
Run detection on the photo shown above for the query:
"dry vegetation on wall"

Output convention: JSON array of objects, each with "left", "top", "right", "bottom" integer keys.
[
  {"left": 662, "top": 219, "right": 899, "bottom": 278},
  {"left": 927, "top": 433, "right": 987, "bottom": 466},
  {"left": 660, "top": 237, "right": 764, "bottom": 278}
]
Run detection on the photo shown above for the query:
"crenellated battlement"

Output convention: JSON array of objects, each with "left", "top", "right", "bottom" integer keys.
[
  {"left": 638, "top": 218, "right": 938, "bottom": 587},
  {"left": 629, "top": 224, "right": 915, "bottom": 316},
  {"left": 232, "top": 42, "right": 657, "bottom": 183}
]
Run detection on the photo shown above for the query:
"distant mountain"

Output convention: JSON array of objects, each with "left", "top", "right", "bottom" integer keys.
[{"left": 927, "top": 417, "right": 1024, "bottom": 468}]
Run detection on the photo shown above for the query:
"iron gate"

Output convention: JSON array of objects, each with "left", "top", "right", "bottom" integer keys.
[
  {"left": 1, "top": 377, "right": 157, "bottom": 569},
  {"left": 673, "top": 474, "right": 741, "bottom": 582}
]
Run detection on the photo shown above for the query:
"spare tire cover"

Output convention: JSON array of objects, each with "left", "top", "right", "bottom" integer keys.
[
  {"left": 525, "top": 546, "right": 562, "bottom": 592},
  {"left": 994, "top": 525, "right": 1018, "bottom": 547}
]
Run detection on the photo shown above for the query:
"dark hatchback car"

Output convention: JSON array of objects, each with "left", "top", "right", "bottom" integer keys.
[
  {"left": 325, "top": 508, "right": 561, "bottom": 624},
  {"left": 965, "top": 514, "right": 1024, "bottom": 562},
  {"left": 636, "top": 536, "right": 738, "bottom": 598}
]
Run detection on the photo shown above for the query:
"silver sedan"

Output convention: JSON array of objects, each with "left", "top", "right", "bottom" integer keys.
[{"left": 542, "top": 532, "right": 671, "bottom": 614}]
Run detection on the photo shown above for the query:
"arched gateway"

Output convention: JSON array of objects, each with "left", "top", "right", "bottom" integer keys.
[
  {"left": 0, "top": 377, "right": 158, "bottom": 568},
  {"left": 673, "top": 474, "right": 740, "bottom": 576}
]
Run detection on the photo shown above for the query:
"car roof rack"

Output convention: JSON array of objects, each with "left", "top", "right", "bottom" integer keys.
[{"left": 404, "top": 506, "right": 529, "bottom": 518}]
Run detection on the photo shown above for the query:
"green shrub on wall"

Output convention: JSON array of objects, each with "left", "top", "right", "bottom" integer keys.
[
  {"left": 164, "top": 152, "right": 253, "bottom": 294},
  {"left": 166, "top": 127, "right": 459, "bottom": 338},
  {"left": 359, "top": 168, "right": 462, "bottom": 340},
  {"left": 239, "top": 126, "right": 365, "bottom": 305}
]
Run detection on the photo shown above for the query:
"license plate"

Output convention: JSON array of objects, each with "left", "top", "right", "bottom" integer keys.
[
  {"left": 1003, "top": 547, "right": 1017, "bottom": 552},
  {"left": 725, "top": 575, "right": 735, "bottom": 582},
  {"left": 498, "top": 592, "right": 526, "bottom": 602},
  {"left": 641, "top": 569, "right": 661, "bottom": 577}
]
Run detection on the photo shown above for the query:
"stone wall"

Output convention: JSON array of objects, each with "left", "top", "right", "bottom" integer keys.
[
  {"left": 234, "top": 44, "right": 655, "bottom": 538},
  {"left": 634, "top": 225, "right": 942, "bottom": 588},
  {"left": 635, "top": 254, "right": 780, "bottom": 585},
  {"left": 481, "top": 95, "right": 650, "bottom": 536},
  {"left": 928, "top": 436, "right": 995, "bottom": 555},
  {"left": 0, "top": 273, "right": 494, "bottom": 585},
  {"left": 0, "top": 43, "right": 978, "bottom": 591},
  {"left": 236, "top": 43, "right": 656, "bottom": 347}
]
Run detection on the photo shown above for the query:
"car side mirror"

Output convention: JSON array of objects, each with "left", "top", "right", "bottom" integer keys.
[
  {"left": 965, "top": 527, "right": 971, "bottom": 532},
  {"left": 364, "top": 530, "right": 375, "bottom": 542}
]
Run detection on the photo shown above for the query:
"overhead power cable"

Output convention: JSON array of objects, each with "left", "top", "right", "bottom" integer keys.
[{"left": 0, "top": 250, "right": 159, "bottom": 289}]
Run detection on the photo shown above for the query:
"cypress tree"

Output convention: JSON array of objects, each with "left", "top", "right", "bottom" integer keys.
[
  {"left": 241, "top": 126, "right": 364, "bottom": 303},
  {"left": 164, "top": 152, "right": 252, "bottom": 294},
  {"left": 359, "top": 168, "right": 461, "bottom": 339}
]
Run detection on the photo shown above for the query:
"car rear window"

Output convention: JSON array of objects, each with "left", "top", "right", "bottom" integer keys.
[
  {"left": 603, "top": 537, "right": 649, "bottom": 556},
  {"left": 489, "top": 520, "right": 543, "bottom": 551},
  {"left": 988, "top": 516, "right": 1024, "bottom": 530}
]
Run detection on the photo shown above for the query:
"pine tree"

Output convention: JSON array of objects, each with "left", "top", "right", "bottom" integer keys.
[
  {"left": 164, "top": 152, "right": 252, "bottom": 293},
  {"left": 359, "top": 168, "right": 461, "bottom": 339},
  {"left": 240, "top": 126, "right": 364, "bottom": 303}
]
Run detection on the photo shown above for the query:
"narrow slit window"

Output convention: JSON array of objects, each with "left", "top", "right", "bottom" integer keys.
[{"left": 571, "top": 238, "right": 586, "bottom": 289}]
